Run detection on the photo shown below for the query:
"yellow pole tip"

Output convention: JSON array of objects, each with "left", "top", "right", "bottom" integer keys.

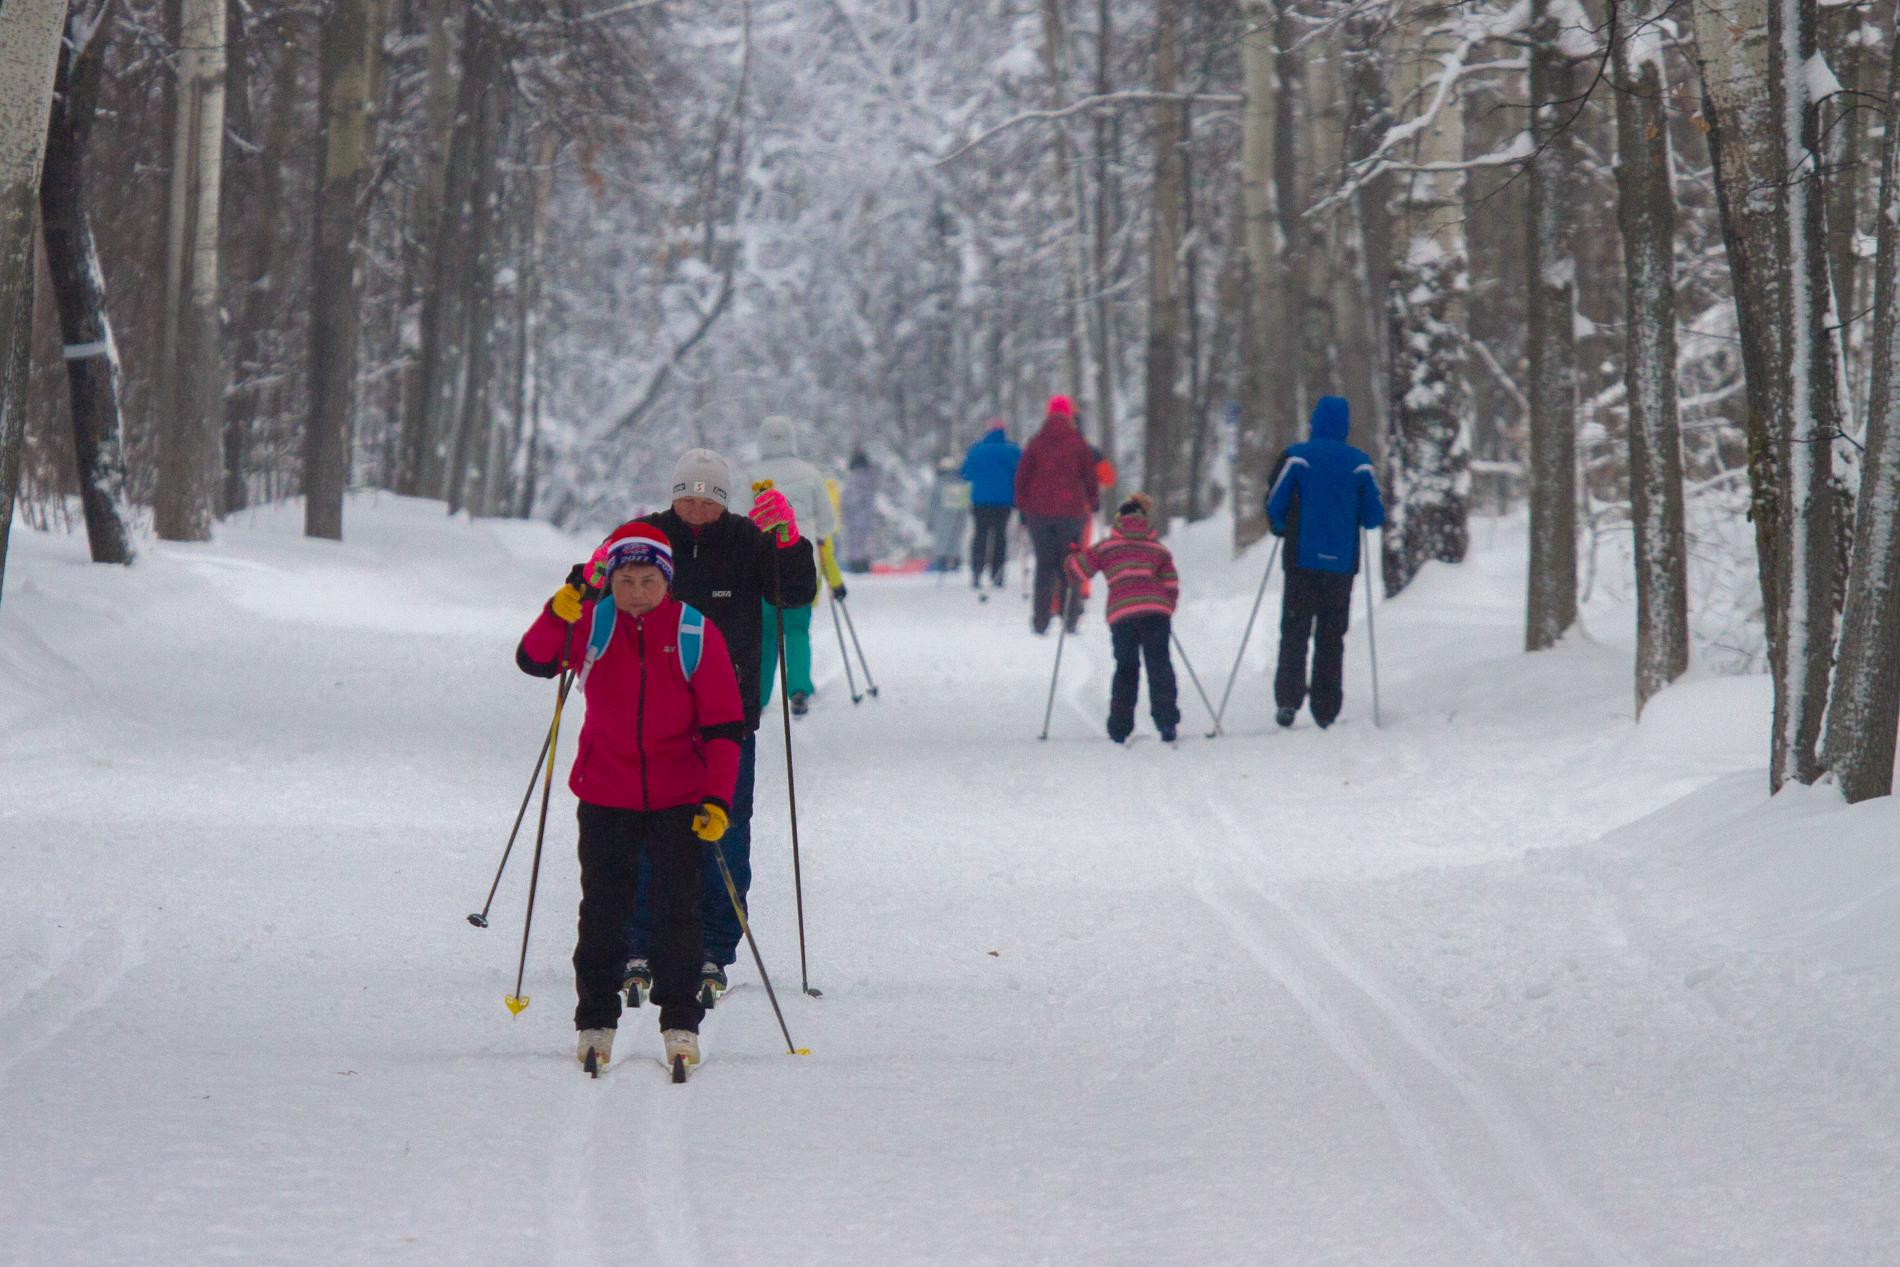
[
  {"left": 504, "top": 995, "right": 530, "bottom": 1015},
  {"left": 794, "top": 1048, "right": 812, "bottom": 1056}
]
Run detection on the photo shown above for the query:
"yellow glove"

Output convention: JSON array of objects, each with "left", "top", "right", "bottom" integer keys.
[
  {"left": 549, "top": 564, "right": 592, "bottom": 623},
  {"left": 691, "top": 802, "right": 730, "bottom": 843},
  {"left": 550, "top": 583, "right": 585, "bottom": 624}
]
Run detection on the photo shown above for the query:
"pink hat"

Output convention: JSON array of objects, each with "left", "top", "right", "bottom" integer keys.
[{"left": 1046, "top": 395, "right": 1075, "bottom": 420}]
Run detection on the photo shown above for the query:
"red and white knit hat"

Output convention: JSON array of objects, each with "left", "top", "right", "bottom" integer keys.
[{"left": 587, "top": 521, "right": 674, "bottom": 587}]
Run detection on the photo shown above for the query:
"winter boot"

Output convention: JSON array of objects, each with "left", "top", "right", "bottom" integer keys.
[
  {"left": 790, "top": 691, "right": 810, "bottom": 718},
  {"left": 1275, "top": 707, "right": 1297, "bottom": 728},
  {"left": 577, "top": 1028, "right": 614, "bottom": 1072},
  {"left": 623, "top": 957, "right": 652, "bottom": 1006},
  {"left": 1159, "top": 725, "right": 1178, "bottom": 743},
  {"left": 698, "top": 962, "right": 729, "bottom": 1009},
  {"left": 663, "top": 1029, "right": 701, "bottom": 1080}
]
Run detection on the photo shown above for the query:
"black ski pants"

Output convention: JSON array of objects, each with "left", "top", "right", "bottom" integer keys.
[
  {"left": 1026, "top": 514, "right": 1087, "bottom": 632},
  {"left": 1275, "top": 566, "right": 1355, "bottom": 725},
  {"left": 574, "top": 801, "right": 705, "bottom": 1035},
  {"left": 970, "top": 504, "right": 1012, "bottom": 586},
  {"left": 1108, "top": 613, "right": 1181, "bottom": 741}
]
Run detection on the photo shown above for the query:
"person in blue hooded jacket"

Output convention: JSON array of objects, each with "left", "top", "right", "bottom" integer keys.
[
  {"left": 960, "top": 419, "right": 1021, "bottom": 591},
  {"left": 1264, "top": 395, "right": 1385, "bottom": 729}
]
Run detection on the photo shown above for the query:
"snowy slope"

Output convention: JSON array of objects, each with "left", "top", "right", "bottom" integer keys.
[{"left": 2, "top": 498, "right": 1894, "bottom": 1266}]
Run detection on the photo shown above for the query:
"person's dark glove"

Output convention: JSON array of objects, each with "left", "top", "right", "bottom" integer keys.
[{"left": 831, "top": 583, "right": 848, "bottom": 601}]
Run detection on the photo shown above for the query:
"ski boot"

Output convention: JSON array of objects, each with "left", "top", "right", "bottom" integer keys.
[
  {"left": 623, "top": 957, "right": 652, "bottom": 1007},
  {"left": 577, "top": 1028, "right": 614, "bottom": 1075},
  {"left": 790, "top": 691, "right": 810, "bottom": 718},
  {"left": 1275, "top": 707, "right": 1297, "bottom": 729},
  {"left": 697, "top": 962, "right": 728, "bottom": 1009},
  {"left": 1159, "top": 725, "right": 1178, "bottom": 743},
  {"left": 663, "top": 1029, "right": 701, "bottom": 1082}
]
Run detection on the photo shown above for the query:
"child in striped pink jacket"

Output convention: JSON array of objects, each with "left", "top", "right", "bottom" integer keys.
[{"left": 1065, "top": 494, "right": 1182, "bottom": 742}]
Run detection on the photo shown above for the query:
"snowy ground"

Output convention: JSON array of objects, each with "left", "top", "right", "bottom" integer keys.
[{"left": 3, "top": 497, "right": 1896, "bottom": 1266}]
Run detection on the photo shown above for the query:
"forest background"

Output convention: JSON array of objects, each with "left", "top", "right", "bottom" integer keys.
[{"left": 1, "top": 0, "right": 1898, "bottom": 800}]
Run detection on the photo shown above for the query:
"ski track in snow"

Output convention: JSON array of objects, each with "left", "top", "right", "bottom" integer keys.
[{"left": 1192, "top": 794, "right": 1630, "bottom": 1267}]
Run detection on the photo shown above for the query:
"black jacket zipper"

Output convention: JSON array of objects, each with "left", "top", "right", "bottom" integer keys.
[{"left": 635, "top": 615, "right": 651, "bottom": 810}]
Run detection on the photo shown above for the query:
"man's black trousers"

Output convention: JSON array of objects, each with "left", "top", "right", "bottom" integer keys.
[
  {"left": 1108, "top": 613, "right": 1181, "bottom": 741},
  {"left": 969, "top": 505, "right": 1012, "bottom": 585},
  {"left": 1026, "top": 515, "right": 1086, "bottom": 631},
  {"left": 574, "top": 801, "right": 705, "bottom": 1035},
  {"left": 1274, "top": 566, "right": 1355, "bottom": 726}
]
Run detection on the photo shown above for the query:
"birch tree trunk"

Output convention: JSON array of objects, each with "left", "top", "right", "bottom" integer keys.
[
  {"left": 396, "top": 0, "right": 456, "bottom": 498},
  {"left": 41, "top": 0, "right": 134, "bottom": 565},
  {"left": 1235, "top": 0, "right": 1294, "bottom": 549},
  {"left": 1037, "top": 0, "right": 1091, "bottom": 406},
  {"left": 1142, "top": 0, "right": 1185, "bottom": 530},
  {"left": 154, "top": 0, "right": 226, "bottom": 542},
  {"left": 1612, "top": 0, "right": 1689, "bottom": 712},
  {"left": 1821, "top": 29, "right": 1900, "bottom": 804},
  {"left": 0, "top": 0, "right": 67, "bottom": 610},
  {"left": 1765, "top": 0, "right": 1843, "bottom": 788},
  {"left": 1693, "top": 0, "right": 1786, "bottom": 670},
  {"left": 1383, "top": 1, "right": 1470, "bottom": 593},
  {"left": 1340, "top": 8, "right": 1392, "bottom": 481},
  {"left": 416, "top": 9, "right": 499, "bottom": 504},
  {"left": 1524, "top": 0, "right": 1581, "bottom": 649},
  {"left": 1089, "top": 0, "right": 1117, "bottom": 488},
  {"left": 222, "top": 0, "right": 296, "bottom": 516},
  {"left": 1820, "top": 0, "right": 1877, "bottom": 410},
  {"left": 305, "top": 0, "right": 383, "bottom": 541}
]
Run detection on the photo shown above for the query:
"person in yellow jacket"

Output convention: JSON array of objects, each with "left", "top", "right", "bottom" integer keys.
[{"left": 750, "top": 416, "right": 847, "bottom": 716}]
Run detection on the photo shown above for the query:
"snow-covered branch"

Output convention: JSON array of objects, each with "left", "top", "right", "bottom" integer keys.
[{"left": 933, "top": 91, "right": 1246, "bottom": 167}]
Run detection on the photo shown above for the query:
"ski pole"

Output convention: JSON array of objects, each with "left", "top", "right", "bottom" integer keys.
[
  {"left": 1210, "top": 538, "right": 1280, "bottom": 736},
  {"left": 1019, "top": 523, "right": 1030, "bottom": 600},
  {"left": 467, "top": 715, "right": 557, "bottom": 928},
  {"left": 711, "top": 839, "right": 808, "bottom": 1056},
  {"left": 837, "top": 595, "right": 879, "bottom": 698},
  {"left": 756, "top": 481, "right": 820, "bottom": 998},
  {"left": 1171, "top": 630, "right": 1222, "bottom": 736},
  {"left": 1363, "top": 527, "right": 1382, "bottom": 728},
  {"left": 828, "top": 588, "right": 863, "bottom": 704},
  {"left": 505, "top": 618, "right": 581, "bottom": 1016},
  {"left": 1038, "top": 579, "right": 1074, "bottom": 741}
]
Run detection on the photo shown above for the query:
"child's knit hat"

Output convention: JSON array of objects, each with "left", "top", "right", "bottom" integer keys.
[{"left": 587, "top": 521, "right": 675, "bottom": 587}]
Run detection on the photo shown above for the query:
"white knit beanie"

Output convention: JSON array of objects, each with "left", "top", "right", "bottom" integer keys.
[{"left": 670, "top": 448, "right": 733, "bottom": 507}]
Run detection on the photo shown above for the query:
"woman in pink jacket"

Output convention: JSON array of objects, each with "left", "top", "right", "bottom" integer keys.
[{"left": 517, "top": 521, "right": 745, "bottom": 1074}]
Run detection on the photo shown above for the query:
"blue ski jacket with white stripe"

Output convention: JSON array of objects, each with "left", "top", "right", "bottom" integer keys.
[{"left": 1265, "top": 396, "right": 1385, "bottom": 575}]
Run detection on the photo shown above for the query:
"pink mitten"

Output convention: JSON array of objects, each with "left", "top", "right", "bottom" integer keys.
[{"left": 750, "top": 488, "right": 799, "bottom": 546}]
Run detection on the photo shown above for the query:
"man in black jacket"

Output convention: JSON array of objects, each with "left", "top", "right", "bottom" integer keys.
[{"left": 625, "top": 448, "right": 819, "bottom": 1002}]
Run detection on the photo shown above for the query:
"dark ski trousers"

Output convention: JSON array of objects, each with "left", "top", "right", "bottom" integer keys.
[
  {"left": 1275, "top": 566, "right": 1355, "bottom": 725},
  {"left": 627, "top": 733, "right": 756, "bottom": 970},
  {"left": 575, "top": 801, "right": 705, "bottom": 1035},
  {"left": 969, "top": 505, "right": 1012, "bottom": 586},
  {"left": 1108, "top": 613, "right": 1181, "bottom": 741},
  {"left": 1026, "top": 515, "right": 1086, "bottom": 632}
]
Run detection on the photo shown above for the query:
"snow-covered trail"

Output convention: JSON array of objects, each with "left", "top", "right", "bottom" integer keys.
[{"left": 3, "top": 499, "right": 1894, "bottom": 1265}]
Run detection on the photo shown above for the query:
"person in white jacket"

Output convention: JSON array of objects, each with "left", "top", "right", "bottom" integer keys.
[{"left": 749, "top": 416, "right": 845, "bottom": 716}]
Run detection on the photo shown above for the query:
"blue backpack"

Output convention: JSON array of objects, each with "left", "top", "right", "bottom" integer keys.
[{"left": 577, "top": 601, "right": 706, "bottom": 687}]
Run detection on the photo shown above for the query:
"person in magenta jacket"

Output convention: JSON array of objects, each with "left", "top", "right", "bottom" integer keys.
[{"left": 517, "top": 521, "right": 746, "bottom": 1073}]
